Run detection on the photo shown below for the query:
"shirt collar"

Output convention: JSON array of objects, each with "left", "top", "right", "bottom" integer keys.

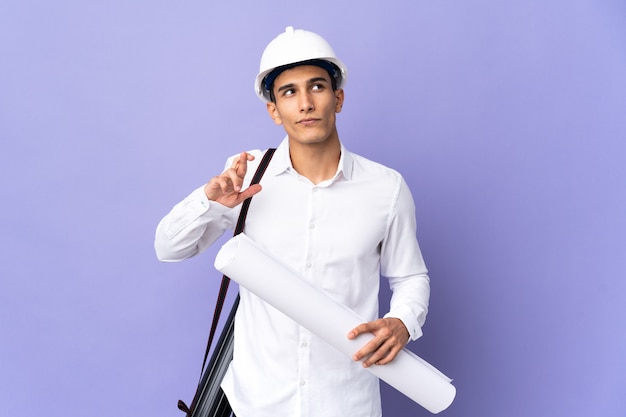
[{"left": 267, "top": 136, "right": 354, "bottom": 182}]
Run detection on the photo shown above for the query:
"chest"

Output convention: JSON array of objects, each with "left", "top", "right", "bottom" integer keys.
[{"left": 243, "top": 174, "right": 392, "bottom": 263}]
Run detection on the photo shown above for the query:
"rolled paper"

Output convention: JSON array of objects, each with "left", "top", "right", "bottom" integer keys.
[{"left": 214, "top": 233, "right": 456, "bottom": 414}]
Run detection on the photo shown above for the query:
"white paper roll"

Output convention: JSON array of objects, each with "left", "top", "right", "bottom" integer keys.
[{"left": 214, "top": 233, "right": 456, "bottom": 414}]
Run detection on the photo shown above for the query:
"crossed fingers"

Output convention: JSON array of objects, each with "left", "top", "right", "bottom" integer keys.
[
  {"left": 204, "top": 152, "right": 259, "bottom": 205},
  {"left": 220, "top": 152, "right": 251, "bottom": 192}
]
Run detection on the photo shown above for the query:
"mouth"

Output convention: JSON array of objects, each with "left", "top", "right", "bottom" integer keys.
[{"left": 297, "top": 118, "right": 320, "bottom": 126}]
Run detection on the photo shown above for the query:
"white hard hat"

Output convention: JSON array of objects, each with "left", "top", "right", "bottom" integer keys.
[{"left": 254, "top": 26, "right": 348, "bottom": 102}]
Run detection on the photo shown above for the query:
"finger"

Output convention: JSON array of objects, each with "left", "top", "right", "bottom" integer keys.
[
  {"left": 229, "top": 153, "right": 244, "bottom": 177},
  {"left": 347, "top": 322, "right": 375, "bottom": 340},
  {"left": 364, "top": 335, "right": 404, "bottom": 367},
  {"left": 351, "top": 334, "right": 384, "bottom": 362},
  {"left": 222, "top": 167, "right": 245, "bottom": 192},
  {"left": 214, "top": 175, "right": 236, "bottom": 194},
  {"left": 230, "top": 152, "right": 245, "bottom": 169},
  {"left": 354, "top": 337, "right": 384, "bottom": 360},
  {"left": 374, "top": 344, "right": 403, "bottom": 366},
  {"left": 348, "top": 321, "right": 381, "bottom": 362},
  {"left": 237, "top": 184, "right": 262, "bottom": 201},
  {"left": 362, "top": 339, "right": 396, "bottom": 367},
  {"left": 233, "top": 152, "right": 252, "bottom": 178}
]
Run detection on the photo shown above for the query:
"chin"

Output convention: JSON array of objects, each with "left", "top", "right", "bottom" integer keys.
[{"left": 293, "top": 131, "right": 333, "bottom": 144}]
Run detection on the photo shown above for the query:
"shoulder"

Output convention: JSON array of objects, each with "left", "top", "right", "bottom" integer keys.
[
  {"left": 346, "top": 150, "right": 415, "bottom": 208},
  {"left": 348, "top": 150, "right": 403, "bottom": 184}
]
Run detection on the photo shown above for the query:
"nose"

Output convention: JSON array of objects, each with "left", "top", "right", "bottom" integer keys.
[{"left": 299, "top": 92, "right": 314, "bottom": 113}]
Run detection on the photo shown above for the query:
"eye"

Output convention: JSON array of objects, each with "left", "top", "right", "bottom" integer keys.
[
  {"left": 312, "top": 83, "right": 325, "bottom": 91},
  {"left": 282, "top": 88, "right": 295, "bottom": 97}
]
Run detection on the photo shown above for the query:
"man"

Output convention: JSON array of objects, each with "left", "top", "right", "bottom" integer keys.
[{"left": 155, "top": 26, "right": 430, "bottom": 417}]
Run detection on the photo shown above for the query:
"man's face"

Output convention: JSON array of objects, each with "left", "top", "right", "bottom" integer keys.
[{"left": 266, "top": 65, "right": 344, "bottom": 147}]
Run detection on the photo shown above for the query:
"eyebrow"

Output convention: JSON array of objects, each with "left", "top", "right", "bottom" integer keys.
[{"left": 276, "top": 77, "right": 330, "bottom": 93}]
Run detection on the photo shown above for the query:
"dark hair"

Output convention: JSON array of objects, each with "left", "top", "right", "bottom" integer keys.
[{"left": 265, "top": 59, "right": 340, "bottom": 102}]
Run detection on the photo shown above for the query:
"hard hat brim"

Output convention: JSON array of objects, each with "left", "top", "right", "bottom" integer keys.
[{"left": 254, "top": 57, "right": 348, "bottom": 102}]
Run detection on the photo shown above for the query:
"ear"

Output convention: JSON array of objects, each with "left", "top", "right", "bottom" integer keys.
[
  {"left": 266, "top": 101, "right": 283, "bottom": 126},
  {"left": 334, "top": 89, "right": 345, "bottom": 113}
]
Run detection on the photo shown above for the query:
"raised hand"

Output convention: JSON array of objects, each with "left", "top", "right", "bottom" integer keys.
[{"left": 203, "top": 152, "right": 262, "bottom": 207}]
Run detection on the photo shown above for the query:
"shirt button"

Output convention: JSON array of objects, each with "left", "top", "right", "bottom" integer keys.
[
  {"left": 301, "top": 341, "right": 308, "bottom": 347},
  {"left": 309, "top": 223, "right": 315, "bottom": 229},
  {"left": 305, "top": 263, "right": 312, "bottom": 269},
  {"left": 300, "top": 380, "right": 306, "bottom": 386}
]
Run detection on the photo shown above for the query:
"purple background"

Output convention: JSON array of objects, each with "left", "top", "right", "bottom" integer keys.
[{"left": 1, "top": 1, "right": 625, "bottom": 416}]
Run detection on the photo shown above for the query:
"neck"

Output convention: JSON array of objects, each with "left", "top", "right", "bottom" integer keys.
[{"left": 288, "top": 136, "right": 341, "bottom": 185}]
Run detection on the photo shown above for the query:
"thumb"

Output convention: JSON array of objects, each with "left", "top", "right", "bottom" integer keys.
[{"left": 238, "top": 184, "right": 262, "bottom": 201}]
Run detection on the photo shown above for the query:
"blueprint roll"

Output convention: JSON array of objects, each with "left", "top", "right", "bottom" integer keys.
[{"left": 214, "top": 233, "right": 456, "bottom": 414}]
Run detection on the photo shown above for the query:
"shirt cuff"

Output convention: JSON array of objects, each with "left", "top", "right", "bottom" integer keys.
[{"left": 163, "top": 186, "right": 230, "bottom": 239}]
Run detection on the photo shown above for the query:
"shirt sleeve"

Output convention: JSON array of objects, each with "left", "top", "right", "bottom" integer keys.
[
  {"left": 380, "top": 176, "right": 430, "bottom": 341},
  {"left": 154, "top": 186, "right": 239, "bottom": 262}
]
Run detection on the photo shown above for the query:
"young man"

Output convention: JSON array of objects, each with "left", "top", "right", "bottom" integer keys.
[{"left": 155, "top": 26, "right": 430, "bottom": 417}]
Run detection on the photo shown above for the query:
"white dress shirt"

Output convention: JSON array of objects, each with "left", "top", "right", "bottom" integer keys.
[{"left": 155, "top": 137, "right": 430, "bottom": 417}]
